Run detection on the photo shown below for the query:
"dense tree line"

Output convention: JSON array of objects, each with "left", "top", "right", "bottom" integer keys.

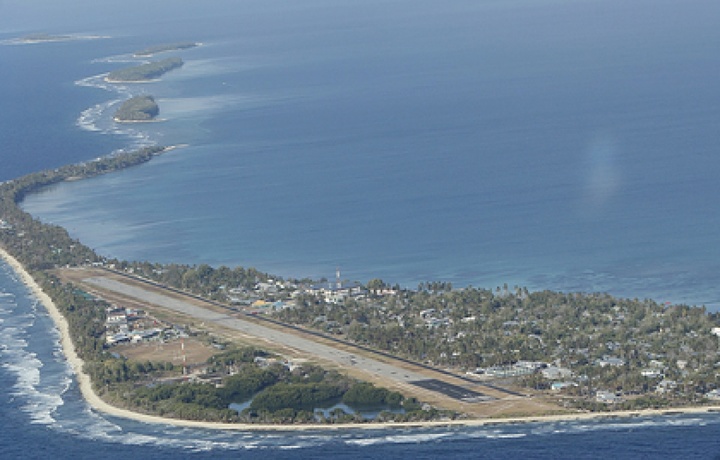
[
  {"left": 114, "top": 95, "right": 159, "bottom": 121},
  {"left": 37, "top": 274, "right": 107, "bottom": 360},
  {"left": 274, "top": 285, "right": 720, "bottom": 408},
  {"left": 106, "top": 57, "right": 183, "bottom": 82},
  {"left": 134, "top": 42, "right": 198, "bottom": 57},
  {"left": 343, "top": 381, "right": 403, "bottom": 407},
  {"left": 102, "top": 347, "right": 427, "bottom": 424},
  {"left": 112, "top": 261, "right": 274, "bottom": 301}
]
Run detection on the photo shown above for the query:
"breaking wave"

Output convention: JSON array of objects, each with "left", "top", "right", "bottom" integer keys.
[
  {"left": 73, "top": 73, "right": 155, "bottom": 150},
  {"left": 2, "top": 258, "right": 720, "bottom": 454}
]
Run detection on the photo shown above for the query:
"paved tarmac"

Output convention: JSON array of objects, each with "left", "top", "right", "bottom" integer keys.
[{"left": 86, "top": 276, "right": 432, "bottom": 384}]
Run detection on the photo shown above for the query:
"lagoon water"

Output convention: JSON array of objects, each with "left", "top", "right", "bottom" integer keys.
[
  {"left": 13, "top": 0, "right": 720, "bottom": 309},
  {"left": 3, "top": 0, "right": 720, "bottom": 457}
]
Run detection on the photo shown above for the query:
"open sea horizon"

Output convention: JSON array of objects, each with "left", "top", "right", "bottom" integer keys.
[{"left": 2, "top": 0, "right": 720, "bottom": 457}]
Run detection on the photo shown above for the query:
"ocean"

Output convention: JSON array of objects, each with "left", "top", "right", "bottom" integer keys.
[{"left": 2, "top": 0, "right": 720, "bottom": 457}]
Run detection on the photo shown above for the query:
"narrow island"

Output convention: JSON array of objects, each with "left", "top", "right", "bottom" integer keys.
[
  {"left": 2, "top": 33, "right": 108, "bottom": 46},
  {"left": 106, "top": 57, "right": 184, "bottom": 83},
  {"left": 4, "top": 145, "right": 720, "bottom": 430},
  {"left": 114, "top": 96, "right": 160, "bottom": 122},
  {"left": 133, "top": 42, "right": 198, "bottom": 57}
]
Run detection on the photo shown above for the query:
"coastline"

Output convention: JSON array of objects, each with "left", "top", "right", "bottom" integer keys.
[
  {"left": 104, "top": 77, "right": 162, "bottom": 84},
  {"left": 113, "top": 118, "right": 165, "bottom": 124},
  {"left": 1, "top": 35, "right": 110, "bottom": 46},
  {"left": 1, "top": 246, "right": 720, "bottom": 431}
]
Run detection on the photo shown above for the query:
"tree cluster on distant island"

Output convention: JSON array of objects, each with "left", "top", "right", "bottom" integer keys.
[
  {"left": 20, "top": 33, "right": 73, "bottom": 42},
  {"left": 114, "top": 95, "right": 159, "bottom": 121},
  {"left": 107, "top": 57, "right": 183, "bottom": 82},
  {"left": 133, "top": 42, "right": 198, "bottom": 57}
]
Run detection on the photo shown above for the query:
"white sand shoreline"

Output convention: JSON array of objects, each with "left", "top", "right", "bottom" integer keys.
[
  {"left": 113, "top": 117, "right": 165, "bottom": 124},
  {"left": 1, "top": 246, "right": 720, "bottom": 431},
  {"left": 104, "top": 77, "right": 162, "bottom": 84}
]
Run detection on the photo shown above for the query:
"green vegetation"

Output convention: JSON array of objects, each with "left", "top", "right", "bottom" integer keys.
[
  {"left": 107, "top": 57, "right": 183, "bottom": 82},
  {"left": 343, "top": 381, "right": 403, "bottom": 407},
  {"left": 121, "top": 260, "right": 720, "bottom": 411},
  {"left": 21, "top": 33, "right": 72, "bottom": 42},
  {"left": 114, "top": 96, "right": 159, "bottom": 122},
  {"left": 111, "top": 261, "right": 274, "bottom": 302},
  {"left": 4, "top": 138, "right": 720, "bottom": 421},
  {"left": 134, "top": 42, "right": 198, "bottom": 57},
  {"left": 0, "top": 147, "right": 168, "bottom": 392},
  {"left": 274, "top": 286, "right": 720, "bottom": 410},
  {"left": 100, "top": 348, "right": 429, "bottom": 424},
  {"left": 0, "top": 146, "right": 163, "bottom": 270}
]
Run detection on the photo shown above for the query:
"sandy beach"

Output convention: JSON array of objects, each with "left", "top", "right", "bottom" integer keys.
[
  {"left": 2, "top": 246, "right": 720, "bottom": 432},
  {"left": 112, "top": 118, "right": 165, "bottom": 124},
  {"left": 104, "top": 77, "right": 161, "bottom": 84}
]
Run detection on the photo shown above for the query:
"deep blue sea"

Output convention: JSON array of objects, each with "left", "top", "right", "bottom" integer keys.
[{"left": 3, "top": 0, "right": 720, "bottom": 457}]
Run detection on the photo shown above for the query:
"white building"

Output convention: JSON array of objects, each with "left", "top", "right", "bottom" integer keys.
[
  {"left": 596, "top": 390, "right": 623, "bottom": 404},
  {"left": 641, "top": 369, "right": 664, "bottom": 378},
  {"left": 542, "top": 366, "right": 573, "bottom": 380},
  {"left": 597, "top": 356, "right": 626, "bottom": 367}
]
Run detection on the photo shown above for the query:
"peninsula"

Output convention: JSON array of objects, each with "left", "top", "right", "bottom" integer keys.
[
  {"left": 106, "top": 57, "right": 183, "bottom": 82},
  {"left": 114, "top": 96, "right": 160, "bottom": 122}
]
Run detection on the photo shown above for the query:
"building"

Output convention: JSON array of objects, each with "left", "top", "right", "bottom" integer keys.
[
  {"left": 640, "top": 368, "right": 664, "bottom": 378},
  {"left": 306, "top": 280, "right": 365, "bottom": 304},
  {"left": 597, "top": 356, "right": 626, "bottom": 367},
  {"left": 655, "top": 379, "right": 678, "bottom": 394},
  {"left": 596, "top": 390, "right": 623, "bottom": 404},
  {"left": 551, "top": 382, "right": 577, "bottom": 391},
  {"left": 542, "top": 366, "right": 573, "bottom": 380}
]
